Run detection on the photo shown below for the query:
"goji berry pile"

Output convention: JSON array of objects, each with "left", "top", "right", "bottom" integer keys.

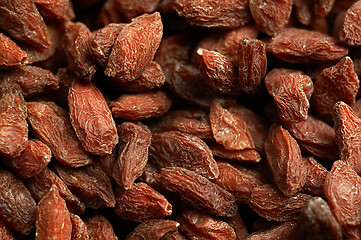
[{"left": 1, "top": 0, "right": 361, "bottom": 239}]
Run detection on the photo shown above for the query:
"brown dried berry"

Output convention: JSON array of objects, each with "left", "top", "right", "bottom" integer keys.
[
  {"left": 157, "top": 167, "right": 238, "bottom": 217},
  {"left": 70, "top": 213, "right": 89, "bottom": 240},
  {"left": 85, "top": 215, "right": 119, "bottom": 240},
  {"left": 112, "top": 0, "right": 161, "bottom": 22},
  {"left": 249, "top": 0, "right": 293, "bottom": 36},
  {"left": 115, "top": 182, "right": 172, "bottom": 222},
  {"left": 224, "top": 213, "right": 248, "bottom": 240},
  {"left": 113, "top": 122, "right": 151, "bottom": 189},
  {"left": 340, "top": 0, "right": 361, "bottom": 46},
  {"left": 33, "top": 0, "right": 75, "bottom": 22},
  {"left": 301, "top": 157, "right": 329, "bottom": 196},
  {"left": 209, "top": 142, "right": 262, "bottom": 163},
  {"left": 105, "top": 12, "right": 163, "bottom": 81},
  {"left": 125, "top": 219, "right": 179, "bottom": 240},
  {"left": 68, "top": 78, "right": 119, "bottom": 156},
  {"left": 150, "top": 131, "right": 219, "bottom": 179},
  {"left": 26, "top": 101, "right": 93, "bottom": 168},
  {"left": 0, "top": 218, "right": 16, "bottom": 240},
  {"left": 265, "top": 68, "right": 313, "bottom": 123},
  {"left": 35, "top": 186, "right": 72, "bottom": 240},
  {"left": 246, "top": 221, "right": 297, "bottom": 240},
  {"left": 0, "top": 33, "right": 28, "bottom": 66}
]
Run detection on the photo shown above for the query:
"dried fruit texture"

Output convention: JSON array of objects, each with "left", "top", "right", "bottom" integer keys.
[
  {"left": 285, "top": 115, "right": 338, "bottom": 161},
  {"left": 157, "top": 167, "right": 238, "bottom": 217},
  {"left": 105, "top": 12, "right": 163, "bottom": 81},
  {"left": 125, "top": 219, "right": 179, "bottom": 240},
  {"left": 249, "top": 184, "right": 312, "bottom": 222},
  {"left": 228, "top": 104, "right": 269, "bottom": 152},
  {"left": 352, "top": 98, "right": 361, "bottom": 118},
  {"left": 295, "top": 197, "right": 342, "bottom": 240},
  {"left": 116, "top": 61, "right": 165, "bottom": 92},
  {"left": 238, "top": 37, "right": 267, "bottom": 95},
  {"left": 113, "top": 122, "right": 151, "bottom": 189},
  {"left": 246, "top": 221, "right": 297, "bottom": 240},
  {"left": 197, "top": 48, "right": 239, "bottom": 94},
  {"left": 0, "top": 65, "right": 60, "bottom": 98},
  {"left": 197, "top": 25, "right": 259, "bottom": 64},
  {"left": 110, "top": 90, "right": 172, "bottom": 120},
  {"left": 168, "top": 231, "right": 188, "bottom": 240},
  {"left": 173, "top": 0, "right": 251, "bottom": 29},
  {"left": 56, "top": 68, "right": 76, "bottom": 107},
  {"left": 178, "top": 207, "right": 236, "bottom": 240},
  {"left": 333, "top": 101, "right": 361, "bottom": 174},
  {"left": 324, "top": 160, "right": 361, "bottom": 238},
  {"left": 249, "top": 0, "right": 293, "bottom": 36},
  {"left": 212, "top": 161, "right": 267, "bottom": 204},
  {"left": 0, "top": 169, "right": 36, "bottom": 235},
  {"left": 209, "top": 101, "right": 254, "bottom": 151},
  {"left": 311, "top": 57, "right": 359, "bottom": 121},
  {"left": 0, "top": 0, "right": 51, "bottom": 48},
  {"left": 26, "top": 101, "right": 93, "bottom": 168},
  {"left": 115, "top": 182, "right": 172, "bottom": 222},
  {"left": 0, "top": 33, "right": 28, "bottom": 66},
  {"left": 98, "top": 0, "right": 124, "bottom": 26},
  {"left": 150, "top": 131, "right": 219, "bottom": 179},
  {"left": 70, "top": 213, "right": 89, "bottom": 240},
  {"left": 265, "top": 125, "right": 306, "bottom": 197},
  {"left": 25, "top": 167, "right": 86, "bottom": 215},
  {"left": 149, "top": 109, "right": 213, "bottom": 140},
  {"left": 267, "top": 28, "right": 348, "bottom": 64},
  {"left": 3, "top": 139, "right": 51, "bottom": 179},
  {"left": 35, "top": 186, "right": 72, "bottom": 240},
  {"left": 315, "top": 0, "right": 336, "bottom": 18},
  {"left": 0, "top": 218, "right": 16, "bottom": 240},
  {"left": 209, "top": 142, "right": 262, "bottom": 163},
  {"left": 33, "top": 0, "right": 75, "bottom": 22},
  {"left": 265, "top": 68, "right": 313, "bottom": 123},
  {"left": 85, "top": 215, "right": 118, "bottom": 240},
  {"left": 94, "top": 149, "right": 117, "bottom": 180},
  {"left": 224, "top": 213, "right": 248, "bottom": 240},
  {"left": 55, "top": 164, "right": 116, "bottom": 209},
  {"left": 90, "top": 23, "right": 124, "bottom": 67},
  {"left": 293, "top": 0, "right": 313, "bottom": 26},
  {"left": 68, "top": 79, "right": 118, "bottom": 156},
  {"left": 301, "top": 157, "right": 329, "bottom": 196},
  {"left": 340, "top": 0, "right": 361, "bottom": 46},
  {"left": 63, "top": 21, "right": 96, "bottom": 80},
  {"left": 0, "top": 84, "right": 28, "bottom": 158},
  {"left": 113, "top": 0, "right": 160, "bottom": 22}
]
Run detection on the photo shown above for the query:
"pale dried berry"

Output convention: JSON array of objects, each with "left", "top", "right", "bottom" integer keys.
[
  {"left": 105, "top": 12, "right": 163, "bottom": 82},
  {"left": 249, "top": 0, "right": 293, "bottom": 36},
  {"left": 340, "top": 0, "right": 361, "bottom": 46},
  {"left": 68, "top": 78, "right": 119, "bottom": 156},
  {"left": 125, "top": 219, "right": 179, "bottom": 240},
  {"left": 0, "top": 33, "right": 28, "bottom": 66},
  {"left": 324, "top": 160, "right": 361, "bottom": 239},
  {"left": 70, "top": 213, "right": 89, "bottom": 240},
  {"left": 265, "top": 68, "right": 313, "bottom": 123},
  {"left": 246, "top": 221, "right": 297, "bottom": 240},
  {"left": 85, "top": 215, "right": 118, "bottom": 240}
]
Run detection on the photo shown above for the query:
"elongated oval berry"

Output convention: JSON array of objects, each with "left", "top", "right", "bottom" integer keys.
[{"left": 340, "top": 0, "right": 361, "bottom": 46}]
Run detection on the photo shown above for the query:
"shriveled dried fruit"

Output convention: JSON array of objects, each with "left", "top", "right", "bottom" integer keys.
[
  {"left": 238, "top": 37, "right": 267, "bottom": 95},
  {"left": 0, "top": 84, "right": 28, "bottom": 158},
  {"left": 267, "top": 28, "right": 348, "bottom": 64},
  {"left": 249, "top": 0, "right": 293, "bottom": 36},
  {"left": 340, "top": 0, "right": 361, "bottom": 46},
  {"left": 68, "top": 78, "right": 118, "bottom": 156},
  {"left": 26, "top": 101, "right": 93, "bottom": 168},
  {"left": 105, "top": 12, "right": 163, "bottom": 81},
  {"left": 113, "top": 122, "right": 151, "bottom": 189},
  {"left": 173, "top": 0, "right": 251, "bottom": 29},
  {"left": 209, "top": 100, "right": 254, "bottom": 150},
  {"left": 157, "top": 167, "right": 238, "bottom": 217},
  {"left": 0, "top": 33, "right": 28, "bottom": 66},
  {"left": 311, "top": 56, "right": 359, "bottom": 121},
  {"left": 265, "top": 68, "right": 313, "bottom": 123},
  {"left": 301, "top": 157, "right": 328, "bottom": 196},
  {"left": 150, "top": 131, "right": 219, "bottom": 179},
  {"left": 110, "top": 90, "right": 172, "bottom": 120},
  {"left": 63, "top": 21, "right": 97, "bottom": 80},
  {"left": 0, "top": 218, "right": 16, "bottom": 240},
  {"left": 333, "top": 101, "right": 361, "bottom": 174},
  {"left": 265, "top": 124, "right": 306, "bottom": 197},
  {"left": 25, "top": 167, "right": 86, "bottom": 215},
  {"left": 0, "top": 0, "right": 51, "bottom": 48},
  {"left": 70, "top": 213, "right": 89, "bottom": 240},
  {"left": 35, "top": 186, "right": 72, "bottom": 240},
  {"left": 324, "top": 160, "right": 361, "bottom": 239},
  {"left": 115, "top": 182, "right": 172, "bottom": 222},
  {"left": 224, "top": 213, "right": 248, "bottom": 240},
  {"left": 178, "top": 207, "right": 236, "bottom": 240},
  {"left": 246, "top": 221, "right": 297, "bottom": 240},
  {"left": 295, "top": 197, "right": 342, "bottom": 240},
  {"left": 125, "top": 219, "right": 179, "bottom": 240},
  {"left": 212, "top": 161, "right": 266, "bottom": 204},
  {"left": 293, "top": 0, "right": 313, "bottom": 26},
  {"left": 209, "top": 142, "right": 261, "bottom": 163},
  {"left": 0, "top": 169, "right": 36, "bottom": 235},
  {"left": 249, "top": 184, "right": 312, "bottom": 222},
  {"left": 3, "top": 139, "right": 51, "bottom": 179},
  {"left": 55, "top": 164, "right": 116, "bottom": 209},
  {"left": 197, "top": 48, "right": 239, "bottom": 94},
  {"left": 112, "top": 0, "right": 161, "bottom": 22},
  {"left": 33, "top": 0, "right": 75, "bottom": 22},
  {"left": 85, "top": 215, "right": 118, "bottom": 240}
]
